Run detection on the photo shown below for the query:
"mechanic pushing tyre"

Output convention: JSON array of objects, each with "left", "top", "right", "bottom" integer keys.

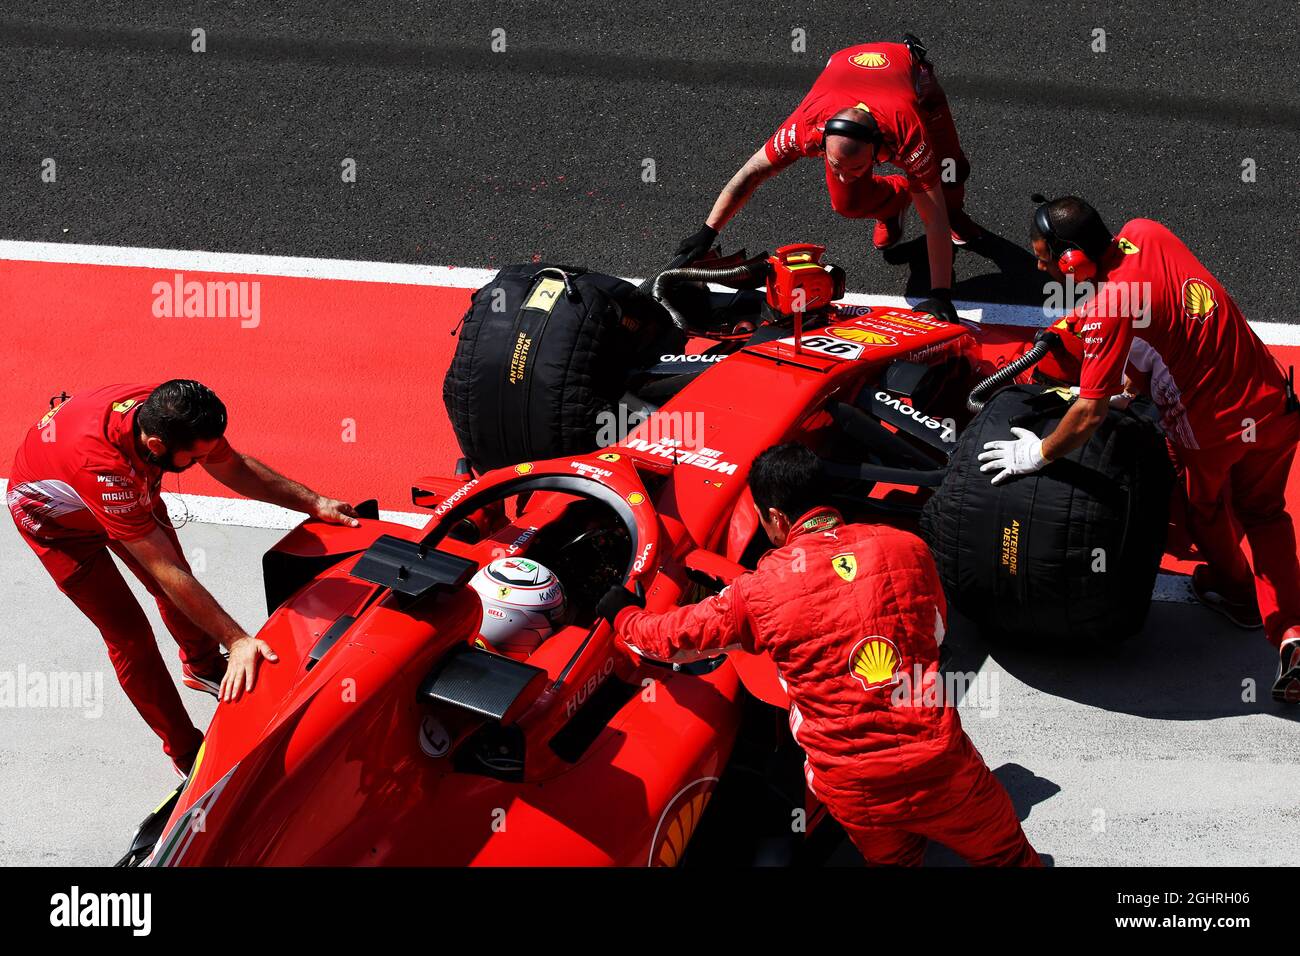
[
  {"left": 921, "top": 385, "right": 1173, "bottom": 647},
  {"left": 967, "top": 196, "right": 1300, "bottom": 700}
]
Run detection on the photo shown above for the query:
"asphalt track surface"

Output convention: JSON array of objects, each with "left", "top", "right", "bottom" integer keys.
[{"left": 2, "top": 1, "right": 1298, "bottom": 317}]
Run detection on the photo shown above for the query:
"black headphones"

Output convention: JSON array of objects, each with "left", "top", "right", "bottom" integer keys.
[
  {"left": 1032, "top": 193, "right": 1098, "bottom": 282},
  {"left": 823, "top": 116, "right": 883, "bottom": 147}
]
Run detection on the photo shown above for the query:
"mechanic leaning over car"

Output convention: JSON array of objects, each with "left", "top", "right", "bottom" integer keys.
[
  {"left": 597, "top": 443, "right": 1041, "bottom": 866},
  {"left": 977, "top": 196, "right": 1300, "bottom": 705},
  {"left": 676, "top": 35, "right": 980, "bottom": 323},
  {"left": 7, "top": 381, "right": 361, "bottom": 774}
]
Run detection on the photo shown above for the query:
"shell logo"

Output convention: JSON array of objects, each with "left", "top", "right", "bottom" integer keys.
[
  {"left": 649, "top": 778, "right": 716, "bottom": 866},
  {"left": 1182, "top": 279, "right": 1217, "bottom": 323},
  {"left": 849, "top": 636, "right": 902, "bottom": 691},
  {"left": 849, "top": 51, "right": 889, "bottom": 69},
  {"left": 828, "top": 326, "right": 896, "bottom": 346},
  {"left": 514, "top": 463, "right": 534, "bottom": 475},
  {"left": 627, "top": 492, "right": 645, "bottom": 506}
]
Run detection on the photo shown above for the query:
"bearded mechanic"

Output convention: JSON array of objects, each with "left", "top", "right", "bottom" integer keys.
[
  {"left": 597, "top": 443, "right": 1040, "bottom": 866},
  {"left": 676, "top": 36, "right": 982, "bottom": 320},
  {"left": 7, "top": 380, "right": 361, "bottom": 774},
  {"left": 977, "top": 197, "right": 1300, "bottom": 704}
]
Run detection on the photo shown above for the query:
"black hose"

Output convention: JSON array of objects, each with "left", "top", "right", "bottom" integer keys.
[
  {"left": 651, "top": 262, "right": 769, "bottom": 331},
  {"left": 966, "top": 338, "right": 1052, "bottom": 413}
]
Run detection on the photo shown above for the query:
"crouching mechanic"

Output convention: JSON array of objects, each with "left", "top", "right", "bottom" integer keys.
[
  {"left": 596, "top": 443, "right": 1040, "bottom": 866},
  {"left": 978, "top": 196, "right": 1300, "bottom": 704},
  {"left": 676, "top": 36, "right": 981, "bottom": 321},
  {"left": 7, "top": 381, "right": 361, "bottom": 774}
]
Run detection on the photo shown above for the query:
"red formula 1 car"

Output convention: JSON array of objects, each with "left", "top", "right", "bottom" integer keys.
[{"left": 116, "top": 246, "right": 1080, "bottom": 867}]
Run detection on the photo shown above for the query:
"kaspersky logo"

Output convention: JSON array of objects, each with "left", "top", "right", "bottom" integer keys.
[
  {"left": 849, "top": 636, "right": 902, "bottom": 691},
  {"left": 849, "top": 51, "right": 889, "bottom": 69},
  {"left": 1182, "top": 278, "right": 1217, "bottom": 323}
]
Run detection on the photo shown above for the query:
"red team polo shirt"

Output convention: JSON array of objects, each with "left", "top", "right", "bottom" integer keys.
[
  {"left": 7, "top": 383, "right": 232, "bottom": 547},
  {"left": 764, "top": 42, "right": 941, "bottom": 192},
  {"left": 1066, "top": 219, "right": 1285, "bottom": 450}
]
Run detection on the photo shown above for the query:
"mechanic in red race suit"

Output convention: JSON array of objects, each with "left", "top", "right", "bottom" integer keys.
[
  {"left": 977, "top": 197, "right": 1300, "bottom": 705},
  {"left": 676, "top": 36, "right": 981, "bottom": 321},
  {"left": 597, "top": 443, "right": 1041, "bottom": 866},
  {"left": 7, "top": 381, "right": 361, "bottom": 774}
]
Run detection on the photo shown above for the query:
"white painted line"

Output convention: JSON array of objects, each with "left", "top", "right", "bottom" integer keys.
[
  {"left": 0, "top": 239, "right": 499, "bottom": 289},
  {"left": 5, "top": 239, "right": 1299, "bottom": 345},
  {"left": 0, "top": 480, "right": 430, "bottom": 532},
  {"left": 158, "top": 491, "right": 431, "bottom": 531}
]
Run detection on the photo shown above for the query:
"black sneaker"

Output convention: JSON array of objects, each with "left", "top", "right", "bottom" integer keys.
[
  {"left": 1191, "top": 565, "right": 1262, "bottom": 630},
  {"left": 1272, "top": 632, "right": 1300, "bottom": 705}
]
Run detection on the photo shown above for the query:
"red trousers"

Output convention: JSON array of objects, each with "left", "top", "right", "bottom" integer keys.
[
  {"left": 1178, "top": 411, "right": 1300, "bottom": 647},
  {"left": 836, "top": 755, "right": 1041, "bottom": 866},
  {"left": 824, "top": 70, "right": 971, "bottom": 222},
  {"left": 14, "top": 514, "right": 222, "bottom": 762}
]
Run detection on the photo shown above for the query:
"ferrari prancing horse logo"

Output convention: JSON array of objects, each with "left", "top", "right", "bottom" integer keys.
[{"left": 832, "top": 552, "right": 858, "bottom": 582}]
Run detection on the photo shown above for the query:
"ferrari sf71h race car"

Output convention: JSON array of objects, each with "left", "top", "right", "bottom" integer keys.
[{"left": 116, "top": 244, "right": 1140, "bottom": 867}]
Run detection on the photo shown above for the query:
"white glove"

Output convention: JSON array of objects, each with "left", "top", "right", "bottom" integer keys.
[{"left": 978, "top": 427, "right": 1047, "bottom": 485}]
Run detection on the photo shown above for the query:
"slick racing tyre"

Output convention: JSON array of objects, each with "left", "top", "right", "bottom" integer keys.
[{"left": 920, "top": 385, "right": 1174, "bottom": 648}]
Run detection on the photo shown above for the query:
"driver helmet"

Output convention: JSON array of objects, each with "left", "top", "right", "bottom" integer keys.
[{"left": 468, "top": 558, "right": 567, "bottom": 656}]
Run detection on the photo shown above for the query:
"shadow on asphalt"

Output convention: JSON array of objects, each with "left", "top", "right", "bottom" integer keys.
[
  {"left": 943, "top": 604, "right": 1299, "bottom": 723},
  {"left": 882, "top": 227, "right": 1045, "bottom": 303}
]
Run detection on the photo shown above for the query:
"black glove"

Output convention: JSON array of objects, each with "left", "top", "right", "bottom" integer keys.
[
  {"left": 916, "top": 287, "right": 959, "bottom": 324},
  {"left": 674, "top": 224, "right": 718, "bottom": 264},
  {"left": 596, "top": 585, "right": 645, "bottom": 624}
]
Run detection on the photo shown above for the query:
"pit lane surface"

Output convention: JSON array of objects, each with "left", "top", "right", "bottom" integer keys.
[
  {"left": 1, "top": 515, "right": 1295, "bottom": 867},
  {"left": 1, "top": 1, "right": 1297, "bottom": 317}
]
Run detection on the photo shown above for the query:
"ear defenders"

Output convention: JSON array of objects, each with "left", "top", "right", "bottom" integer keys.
[
  {"left": 823, "top": 115, "right": 884, "bottom": 148},
  {"left": 1032, "top": 194, "right": 1098, "bottom": 282}
]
